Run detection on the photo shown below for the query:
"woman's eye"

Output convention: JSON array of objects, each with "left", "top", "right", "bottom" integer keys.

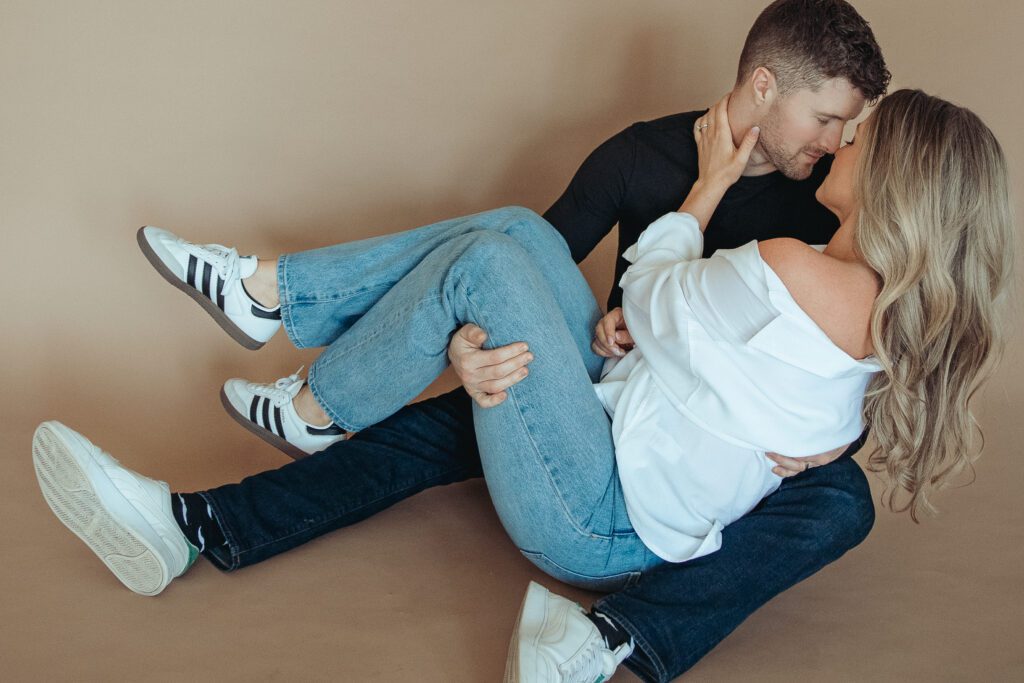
[{"left": 817, "top": 118, "right": 829, "bottom": 125}]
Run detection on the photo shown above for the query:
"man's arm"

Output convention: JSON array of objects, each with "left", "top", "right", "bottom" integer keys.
[
  {"left": 542, "top": 125, "right": 638, "bottom": 263},
  {"left": 450, "top": 126, "right": 638, "bottom": 406}
]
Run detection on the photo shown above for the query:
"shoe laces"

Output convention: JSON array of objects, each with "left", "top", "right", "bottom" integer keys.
[
  {"left": 561, "top": 634, "right": 617, "bottom": 683},
  {"left": 246, "top": 367, "right": 305, "bottom": 407},
  {"left": 179, "top": 240, "right": 241, "bottom": 282}
]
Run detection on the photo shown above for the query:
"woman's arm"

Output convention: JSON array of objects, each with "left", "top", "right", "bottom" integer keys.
[{"left": 678, "top": 95, "right": 761, "bottom": 230}]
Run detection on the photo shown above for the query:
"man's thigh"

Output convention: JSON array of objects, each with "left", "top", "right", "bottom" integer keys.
[{"left": 595, "top": 456, "right": 874, "bottom": 683}]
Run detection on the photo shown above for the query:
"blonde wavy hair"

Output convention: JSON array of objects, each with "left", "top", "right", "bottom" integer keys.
[{"left": 854, "top": 89, "right": 1015, "bottom": 521}]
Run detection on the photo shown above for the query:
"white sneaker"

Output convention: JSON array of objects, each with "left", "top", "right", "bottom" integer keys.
[
  {"left": 137, "top": 225, "right": 282, "bottom": 350},
  {"left": 31, "top": 421, "right": 198, "bottom": 596},
  {"left": 505, "top": 582, "right": 633, "bottom": 683},
  {"left": 220, "top": 368, "right": 348, "bottom": 459}
]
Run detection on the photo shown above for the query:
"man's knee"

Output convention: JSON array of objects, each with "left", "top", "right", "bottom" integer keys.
[{"left": 816, "top": 459, "right": 875, "bottom": 553}]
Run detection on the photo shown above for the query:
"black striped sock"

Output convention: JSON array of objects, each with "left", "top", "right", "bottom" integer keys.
[
  {"left": 170, "top": 492, "right": 228, "bottom": 557},
  {"left": 587, "top": 609, "right": 632, "bottom": 652}
]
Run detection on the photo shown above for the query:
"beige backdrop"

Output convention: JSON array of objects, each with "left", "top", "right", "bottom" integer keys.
[{"left": 2, "top": 1, "right": 1021, "bottom": 680}]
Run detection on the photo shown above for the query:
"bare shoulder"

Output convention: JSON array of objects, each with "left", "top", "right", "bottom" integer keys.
[{"left": 757, "top": 238, "right": 878, "bottom": 359}]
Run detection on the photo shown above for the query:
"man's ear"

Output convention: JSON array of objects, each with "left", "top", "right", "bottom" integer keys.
[{"left": 750, "top": 66, "right": 777, "bottom": 108}]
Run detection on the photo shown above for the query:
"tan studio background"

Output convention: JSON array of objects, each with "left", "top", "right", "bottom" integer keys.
[{"left": 2, "top": 1, "right": 1022, "bottom": 680}]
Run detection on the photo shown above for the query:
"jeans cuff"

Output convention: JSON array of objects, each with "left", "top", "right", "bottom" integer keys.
[
  {"left": 591, "top": 600, "right": 668, "bottom": 683},
  {"left": 277, "top": 253, "right": 305, "bottom": 348},
  {"left": 195, "top": 490, "right": 242, "bottom": 572},
  {"left": 306, "top": 360, "right": 360, "bottom": 433}
]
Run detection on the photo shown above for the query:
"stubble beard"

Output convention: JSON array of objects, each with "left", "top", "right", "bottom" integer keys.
[{"left": 757, "top": 110, "right": 818, "bottom": 181}]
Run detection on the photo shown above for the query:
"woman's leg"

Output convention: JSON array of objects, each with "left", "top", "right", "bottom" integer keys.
[
  {"left": 286, "top": 217, "right": 661, "bottom": 586},
  {"left": 275, "top": 206, "right": 597, "bottom": 362}
]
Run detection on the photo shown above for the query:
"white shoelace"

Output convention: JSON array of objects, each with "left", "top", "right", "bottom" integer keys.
[
  {"left": 245, "top": 367, "right": 305, "bottom": 407},
  {"left": 179, "top": 240, "right": 241, "bottom": 282},
  {"left": 562, "top": 638, "right": 615, "bottom": 683}
]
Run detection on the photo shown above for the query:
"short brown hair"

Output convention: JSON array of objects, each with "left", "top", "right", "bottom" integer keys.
[{"left": 736, "top": 0, "right": 890, "bottom": 103}]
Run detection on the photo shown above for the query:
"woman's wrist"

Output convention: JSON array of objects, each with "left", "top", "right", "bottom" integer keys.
[{"left": 678, "top": 178, "right": 730, "bottom": 230}]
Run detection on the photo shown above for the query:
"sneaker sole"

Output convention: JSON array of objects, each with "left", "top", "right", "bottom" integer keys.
[
  {"left": 136, "top": 226, "right": 266, "bottom": 351},
  {"left": 504, "top": 581, "right": 547, "bottom": 683},
  {"left": 31, "top": 423, "right": 171, "bottom": 596},
  {"left": 219, "top": 387, "right": 309, "bottom": 460}
]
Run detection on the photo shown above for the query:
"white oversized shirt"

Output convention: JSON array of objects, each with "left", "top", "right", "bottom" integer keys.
[{"left": 593, "top": 212, "right": 881, "bottom": 563}]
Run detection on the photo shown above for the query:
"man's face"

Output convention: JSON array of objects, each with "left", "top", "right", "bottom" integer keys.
[{"left": 756, "top": 77, "right": 866, "bottom": 180}]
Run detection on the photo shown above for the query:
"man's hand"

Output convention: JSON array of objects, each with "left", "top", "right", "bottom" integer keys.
[
  {"left": 448, "top": 324, "right": 533, "bottom": 408},
  {"left": 592, "top": 307, "right": 635, "bottom": 358},
  {"left": 766, "top": 443, "right": 851, "bottom": 477}
]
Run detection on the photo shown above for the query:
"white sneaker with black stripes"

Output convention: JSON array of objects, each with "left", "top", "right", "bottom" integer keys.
[
  {"left": 220, "top": 368, "right": 347, "bottom": 459},
  {"left": 137, "top": 226, "right": 282, "bottom": 350}
]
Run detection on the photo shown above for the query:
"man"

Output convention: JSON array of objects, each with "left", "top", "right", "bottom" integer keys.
[{"left": 34, "top": 1, "right": 890, "bottom": 681}]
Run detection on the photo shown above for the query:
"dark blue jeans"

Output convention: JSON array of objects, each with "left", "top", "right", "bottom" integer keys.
[{"left": 200, "top": 386, "right": 873, "bottom": 682}]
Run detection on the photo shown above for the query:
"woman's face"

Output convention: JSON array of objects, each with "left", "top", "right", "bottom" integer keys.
[{"left": 815, "top": 117, "right": 869, "bottom": 222}]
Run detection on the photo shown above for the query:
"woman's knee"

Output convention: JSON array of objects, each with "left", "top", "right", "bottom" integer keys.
[{"left": 490, "top": 206, "right": 572, "bottom": 259}]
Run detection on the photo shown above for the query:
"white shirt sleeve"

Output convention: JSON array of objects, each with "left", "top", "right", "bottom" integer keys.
[{"left": 620, "top": 213, "right": 775, "bottom": 350}]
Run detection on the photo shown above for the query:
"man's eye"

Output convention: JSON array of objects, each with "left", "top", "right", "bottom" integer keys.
[{"left": 817, "top": 117, "right": 830, "bottom": 125}]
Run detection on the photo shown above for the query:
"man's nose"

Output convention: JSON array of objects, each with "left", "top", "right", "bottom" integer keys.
[{"left": 822, "top": 124, "right": 844, "bottom": 154}]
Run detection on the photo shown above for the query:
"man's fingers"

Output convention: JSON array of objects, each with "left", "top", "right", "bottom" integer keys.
[
  {"left": 482, "top": 350, "right": 533, "bottom": 380},
  {"left": 472, "top": 390, "right": 507, "bottom": 409},
  {"left": 765, "top": 451, "right": 805, "bottom": 476},
  {"left": 457, "top": 323, "right": 487, "bottom": 345},
  {"left": 467, "top": 342, "right": 530, "bottom": 370},
  {"left": 479, "top": 366, "right": 529, "bottom": 394}
]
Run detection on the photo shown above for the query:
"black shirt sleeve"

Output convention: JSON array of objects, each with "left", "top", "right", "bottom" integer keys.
[{"left": 542, "top": 125, "right": 637, "bottom": 265}]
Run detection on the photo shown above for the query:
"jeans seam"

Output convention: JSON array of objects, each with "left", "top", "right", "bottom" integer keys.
[
  {"left": 231, "top": 466, "right": 471, "bottom": 557},
  {"left": 463, "top": 279, "right": 602, "bottom": 542},
  {"left": 592, "top": 601, "right": 668, "bottom": 683},
  {"left": 306, "top": 366, "right": 360, "bottom": 433}
]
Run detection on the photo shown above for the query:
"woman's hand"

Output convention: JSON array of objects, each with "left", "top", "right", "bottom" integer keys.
[
  {"left": 766, "top": 442, "right": 851, "bottom": 478},
  {"left": 679, "top": 94, "right": 760, "bottom": 228},
  {"left": 592, "top": 307, "right": 634, "bottom": 358},
  {"left": 693, "top": 93, "right": 761, "bottom": 188}
]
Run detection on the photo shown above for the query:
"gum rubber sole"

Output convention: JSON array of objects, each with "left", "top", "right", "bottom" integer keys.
[
  {"left": 31, "top": 424, "right": 169, "bottom": 596},
  {"left": 220, "top": 388, "right": 309, "bottom": 460},
  {"left": 136, "top": 226, "right": 265, "bottom": 351}
]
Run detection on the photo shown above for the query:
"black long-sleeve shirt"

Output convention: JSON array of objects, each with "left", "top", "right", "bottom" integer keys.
[{"left": 542, "top": 110, "right": 839, "bottom": 310}]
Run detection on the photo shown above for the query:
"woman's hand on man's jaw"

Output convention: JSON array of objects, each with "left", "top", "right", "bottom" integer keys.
[{"left": 679, "top": 93, "right": 761, "bottom": 230}]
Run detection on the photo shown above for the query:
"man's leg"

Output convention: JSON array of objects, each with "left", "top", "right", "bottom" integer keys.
[
  {"left": 592, "top": 456, "right": 874, "bottom": 682},
  {"left": 198, "top": 387, "right": 481, "bottom": 569}
]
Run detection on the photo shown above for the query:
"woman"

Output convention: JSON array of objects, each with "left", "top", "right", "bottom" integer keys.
[{"left": 32, "top": 90, "right": 1012, "bottom": 605}]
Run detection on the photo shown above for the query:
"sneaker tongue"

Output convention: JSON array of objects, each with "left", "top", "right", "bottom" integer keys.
[{"left": 238, "top": 255, "right": 259, "bottom": 279}]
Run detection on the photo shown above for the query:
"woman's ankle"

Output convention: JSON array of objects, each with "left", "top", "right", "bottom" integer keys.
[
  {"left": 243, "top": 258, "right": 281, "bottom": 309},
  {"left": 294, "top": 384, "right": 332, "bottom": 427}
]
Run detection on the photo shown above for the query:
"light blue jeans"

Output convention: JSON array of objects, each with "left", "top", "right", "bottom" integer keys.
[{"left": 275, "top": 206, "right": 664, "bottom": 589}]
